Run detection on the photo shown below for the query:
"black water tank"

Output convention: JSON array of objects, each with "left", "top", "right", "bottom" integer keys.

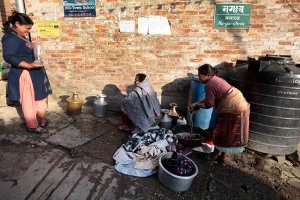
[{"left": 231, "top": 55, "right": 300, "bottom": 155}]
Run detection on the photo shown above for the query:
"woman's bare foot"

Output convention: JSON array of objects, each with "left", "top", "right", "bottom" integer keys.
[{"left": 118, "top": 124, "right": 132, "bottom": 132}]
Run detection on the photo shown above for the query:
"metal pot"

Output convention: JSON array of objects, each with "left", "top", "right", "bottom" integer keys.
[
  {"left": 176, "top": 132, "right": 204, "bottom": 148},
  {"left": 93, "top": 94, "right": 108, "bottom": 118},
  {"left": 158, "top": 152, "right": 198, "bottom": 192},
  {"left": 66, "top": 92, "right": 83, "bottom": 115},
  {"left": 160, "top": 109, "right": 172, "bottom": 129}
]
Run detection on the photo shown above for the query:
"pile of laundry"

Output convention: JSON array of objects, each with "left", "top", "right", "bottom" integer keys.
[{"left": 113, "top": 127, "right": 177, "bottom": 177}]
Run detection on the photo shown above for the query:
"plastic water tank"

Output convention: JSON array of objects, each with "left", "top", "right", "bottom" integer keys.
[{"left": 230, "top": 55, "right": 300, "bottom": 155}]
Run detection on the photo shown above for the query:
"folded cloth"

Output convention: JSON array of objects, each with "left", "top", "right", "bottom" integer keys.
[{"left": 132, "top": 145, "right": 165, "bottom": 170}]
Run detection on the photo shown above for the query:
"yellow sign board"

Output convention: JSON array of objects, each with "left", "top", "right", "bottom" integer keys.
[{"left": 36, "top": 20, "right": 60, "bottom": 37}]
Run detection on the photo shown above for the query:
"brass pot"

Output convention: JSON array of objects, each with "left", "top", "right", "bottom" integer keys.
[
  {"left": 168, "top": 103, "right": 179, "bottom": 118},
  {"left": 168, "top": 103, "right": 179, "bottom": 127},
  {"left": 66, "top": 92, "right": 83, "bottom": 115}
]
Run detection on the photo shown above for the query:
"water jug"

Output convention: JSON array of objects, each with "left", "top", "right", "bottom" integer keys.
[
  {"left": 66, "top": 92, "right": 83, "bottom": 115},
  {"left": 168, "top": 103, "right": 179, "bottom": 118},
  {"left": 160, "top": 109, "right": 172, "bottom": 129},
  {"left": 168, "top": 103, "right": 180, "bottom": 127},
  {"left": 94, "top": 94, "right": 108, "bottom": 118},
  {"left": 34, "top": 41, "right": 44, "bottom": 66}
]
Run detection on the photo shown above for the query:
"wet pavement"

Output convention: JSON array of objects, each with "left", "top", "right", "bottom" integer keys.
[
  {"left": 1, "top": 93, "right": 205, "bottom": 200},
  {"left": 0, "top": 99, "right": 162, "bottom": 200},
  {"left": 0, "top": 87, "right": 300, "bottom": 199}
]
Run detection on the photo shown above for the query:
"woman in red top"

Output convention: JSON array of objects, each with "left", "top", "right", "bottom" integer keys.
[{"left": 191, "top": 64, "right": 250, "bottom": 164}]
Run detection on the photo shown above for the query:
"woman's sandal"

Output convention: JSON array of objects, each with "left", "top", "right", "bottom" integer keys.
[
  {"left": 40, "top": 119, "right": 50, "bottom": 128},
  {"left": 202, "top": 155, "right": 218, "bottom": 163},
  {"left": 202, "top": 155, "right": 225, "bottom": 165},
  {"left": 217, "top": 157, "right": 225, "bottom": 166},
  {"left": 27, "top": 126, "right": 47, "bottom": 134},
  {"left": 217, "top": 153, "right": 226, "bottom": 166}
]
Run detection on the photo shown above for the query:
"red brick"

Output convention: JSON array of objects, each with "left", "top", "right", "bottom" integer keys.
[
  {"left": 1, "top": 0, "right": 298, "bottom": 105},
  {"left": 279, "top": 41, "right": 292, "bottom": 45}
]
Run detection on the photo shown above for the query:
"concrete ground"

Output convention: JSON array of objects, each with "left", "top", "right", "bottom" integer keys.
[{"left": 0, "top": 80, "right": 300, "bottom": 199}]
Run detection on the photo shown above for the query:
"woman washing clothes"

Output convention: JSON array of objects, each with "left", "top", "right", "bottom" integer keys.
[
  {"left": 2, "top": 11, "right": 52, "bottom": 134},
  {"left": 190, "top": 64, "right": 250, "bottom": 164},
  {"left": 118, "top": 73, "right": 161, "bottom": 133}
]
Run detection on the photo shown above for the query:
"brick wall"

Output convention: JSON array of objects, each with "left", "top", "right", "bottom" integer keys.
[
  {"left": 0, "top": 0, "right": 12, "bottom": 63},
  {"left": 2, "top": 0, "right": 300, "bottom": 112}
]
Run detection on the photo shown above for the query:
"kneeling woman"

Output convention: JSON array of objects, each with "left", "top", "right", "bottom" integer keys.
[
  {"left": 191, "top": 64, "right": 250, "bottom": 163},
  {"left": 119, "top": 73, "right": 161, "bottom": 133}
]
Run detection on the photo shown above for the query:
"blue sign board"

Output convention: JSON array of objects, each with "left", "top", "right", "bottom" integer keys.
[{"left": 63, "top": 0, "right": 96, "bottom": 17}]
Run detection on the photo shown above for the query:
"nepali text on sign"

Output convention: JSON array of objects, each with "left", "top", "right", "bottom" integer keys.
[{"left": 214, "top": 3, "right": 252, "bottom": 29}]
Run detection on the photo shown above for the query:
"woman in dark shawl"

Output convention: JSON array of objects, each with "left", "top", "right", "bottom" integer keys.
[{"left": 118, "top": 73, "right": 161, "bottom": 133}]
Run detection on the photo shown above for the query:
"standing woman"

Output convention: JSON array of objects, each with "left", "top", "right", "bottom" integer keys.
[
  {"left": 2, "top": 11, "right": 52, "bottom": 134},
  {"left": 191, "top": 64, "right": 250, "bottom": 163}
]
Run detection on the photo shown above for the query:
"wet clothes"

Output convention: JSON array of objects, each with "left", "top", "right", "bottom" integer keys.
[
  {"left": 2, "top": 30, "right": 52, "bottom": 102},
  {"left": 113, "top": 128, "right": 177, "bottom": 177},
  {"left": 162, "top": 152, "right": 196, "bottom": 176},
  {"left": 121, "top": 78, "right": 161, "bottom": 132},
  {"left": 123, "top": 128, "right": 176, "bottom": 152}
]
